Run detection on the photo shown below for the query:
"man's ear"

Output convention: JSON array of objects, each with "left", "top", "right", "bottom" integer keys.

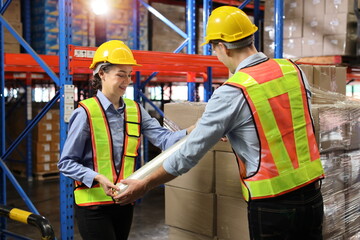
[{"left": 218, "top": 42, "right": 230, "bottom": 56}]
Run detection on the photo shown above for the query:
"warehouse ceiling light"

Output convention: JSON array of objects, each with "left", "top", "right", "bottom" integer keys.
[{"left": 91, "top": 0, "right": 109, "bottom": 15}]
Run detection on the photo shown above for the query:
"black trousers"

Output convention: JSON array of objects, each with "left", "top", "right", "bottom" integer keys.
[
  {"left": 75, "top": 203, "right": 134, "bottom": 240},
  {"left": 248, "top": 181, "right": 324, "bottom": 240}
]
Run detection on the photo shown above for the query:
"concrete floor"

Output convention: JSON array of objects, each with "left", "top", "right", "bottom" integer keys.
[{"left": 4, "top": 177, "right": 169, "bottom": 239}]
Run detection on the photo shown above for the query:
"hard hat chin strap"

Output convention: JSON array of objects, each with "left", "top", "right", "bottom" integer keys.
[
  {"left": 93, "top": 62, "right": 112, "bottom": 76},
  {"left": 222, "top": 35, "right": 254, "bottom": 50}
]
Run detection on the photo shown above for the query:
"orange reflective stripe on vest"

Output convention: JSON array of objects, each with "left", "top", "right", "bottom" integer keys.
[
  {"left": 225, "top": 59, "right": 324, "bottom": 201},
  {"left": 74, "top": 97, "right": 141, "bottom": 206},
  {"left": 120, "top": 98, "right": 141, "bottom": 179}
]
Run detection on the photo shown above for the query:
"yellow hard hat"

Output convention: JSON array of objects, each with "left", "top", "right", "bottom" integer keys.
[
  {"left": 201, "top": 6, "right": 258, "bottom": 46},
  {"left": 89, "top": 40, "right": 141, "bottom": 69}
]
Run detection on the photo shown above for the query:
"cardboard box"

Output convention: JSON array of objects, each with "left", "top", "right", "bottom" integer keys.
[
  {"left": 298, "top": 64, "right": 314, "bottom": 87},
  {"left": 325, "top": 0, "right": 360, "bottom": 14},
  {"left": 303, "top": 15, "right": 325, "bottom": 37},
  {"left": 4, "top": 21, "right": 22, "bottom": 44},
  {"left": 264, "top": 18, "right": 303, "bottom": 40},
  {"left": 164, "top": 102, "right": 207, "bottom": 129},
  {"left": 4, "top": 42, "right": 20, "bottom": 53},
  {"left": 264, "top": 38, "right": 302, "bottom": 58},
  {"left": 264, "top": 0, "right": 304, "bottom": 20},
  {"left": 3, "top": 0, "right": 21, "bottom": 21},
  {"left": 35, "top": 132, "right": 54, "bottom": 142},
  {"left": 211, "top": 141, "right": 232, "bottom": 152},
  {"left": 283, "top": 38, "right": 302, "bottom": 58},
  {"left": 313, "top": 66, "right": 346, "bottom": 95},
  {"left": 166, "top": 151, "right": 215, "bottom": 193},
  {"left": 33, "top": 161, "right": 58, "bottom": 172},
  {"left": 168, "top": 227, "right": 216, "bottom": 240},
  {"left": 324, "top": 13, "right": 357, "bottom": 35},
  {"left": 51, "top": 141, "right": 60, "bottom": 152},
  {"left": 164, "top": 102, "right": 233, "bottom": 152},
  {"left": 165, "top": 186, "right": 216, "bottom": 237},
  {"left": 311, "top": 107, "right": 320, "bottom": 146},
  {"left": 217, "top": 195, "right": 249, "bottom": 240},
  {"left": 323, "top": 34, "right": 357, "bottom": 56},
  {"left": 215, "top": 152, "right": 243, "bottom": 198},
  {"left": 302, "top": 36, "right": 323, "bottom": 57},
  {"left": 304, "top": 0, "right": 325, "bottom": 17},
  {"left": 323, "top": 191, "right": 346, "bottom": 239},
  {"left": 34, "top": 151, "right": 52, "bottom": 163},
  {"left": 35, "top": 142, "right": 51, "bottom": 153}
]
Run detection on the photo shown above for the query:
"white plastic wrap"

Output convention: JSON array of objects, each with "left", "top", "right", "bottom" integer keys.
[
  {"left": 116, "top": 135, "right": 188, "bottom": 194},
  {"left": 312, "top": 88, "right": 360, "bottom": 239}
]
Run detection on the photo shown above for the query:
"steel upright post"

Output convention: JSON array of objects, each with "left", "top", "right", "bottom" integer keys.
[
  {"left": 203, "top": 0, "right": 212, "bottom": 102},
  {"left": 274, "top": 0, "right": 284, "bottom": 58},
  {"left": 59, "top": 0, "right": 75, "bottom": 238},
  {"left": 186, "top": 0, "right": 196, "bottom": 101}
]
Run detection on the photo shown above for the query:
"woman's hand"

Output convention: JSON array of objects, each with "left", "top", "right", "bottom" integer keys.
[{"left": 94, "top": 174, "right": 119, "bottom": 198}]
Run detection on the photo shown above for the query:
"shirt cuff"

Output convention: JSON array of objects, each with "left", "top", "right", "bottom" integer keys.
[{"left": 83, "top": 170, "right": 99, "bottom": 188}]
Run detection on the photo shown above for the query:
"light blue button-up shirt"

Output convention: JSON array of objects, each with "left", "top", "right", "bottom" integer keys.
[
  {"left": 58, "top": 91, "right": 186, "bottom": 187},
  {"left": 163, "top": 52, "right": 312, "bottom": 177}
]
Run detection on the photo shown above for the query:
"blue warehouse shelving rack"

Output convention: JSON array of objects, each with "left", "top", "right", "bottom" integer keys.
[{"left": 0, "top": 0, "right": 270, "bottom": 238}]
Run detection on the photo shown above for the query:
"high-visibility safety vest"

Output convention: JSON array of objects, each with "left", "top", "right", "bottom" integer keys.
[
  {"left": 225, "top": 58, "right": 324, "bottom": 201},
  {"left": 74, "top": 97, "right": 141, "bottom": 206}
]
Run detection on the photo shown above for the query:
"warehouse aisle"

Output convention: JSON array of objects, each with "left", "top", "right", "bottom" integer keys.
[{"left": 5, "top": 177, "right": 168, "bottom": 239}]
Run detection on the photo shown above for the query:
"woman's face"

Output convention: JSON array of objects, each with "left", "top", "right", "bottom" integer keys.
[{"left": 100, "top": 64, "right": 133, "bottom": 97}]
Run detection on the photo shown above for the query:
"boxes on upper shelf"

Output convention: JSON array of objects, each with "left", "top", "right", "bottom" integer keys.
[
  {"left": 323, "top": 13, "right": 357, "bottom": 35},
  {"left": 264, "top": 0, "right": 304, "bottom": 20},
  {"left": 325, "top": 0, "right": 360, "bottom": 14},
  {"left": 31, "top": 0, "right": 96, "bottom": 55},
  {"left": 3, "top": 0, "right": 21, "bottom": 22},
  {"left": 302, "top": 36, "right": 323, "bottom": 57},
  {"left": 323, "top": 34, "right": 357, "bottom": 56},
  {"left": 264, "top": 18, "right": 303, "bottom": 40},
  {"left": 264, "top": 38, "right": 302, "bottom": 58}
]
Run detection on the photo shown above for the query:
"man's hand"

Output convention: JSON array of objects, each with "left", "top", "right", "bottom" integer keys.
[
  {"left": 113, "top": 179, "right": 149, "bottom": 205},
  {"left": 94, "top": 174, "right": 119, "bottom": 198},
  {"left": 114, "top": 166, "right": 177, "bottom": 205}
]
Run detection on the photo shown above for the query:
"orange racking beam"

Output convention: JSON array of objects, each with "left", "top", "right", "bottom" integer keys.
[{"left": 4, "top": 46, "right": 229, "bottom": 83}]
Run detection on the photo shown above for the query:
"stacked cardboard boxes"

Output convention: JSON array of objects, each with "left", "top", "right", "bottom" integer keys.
[
  {"left": 299, "top": 64, "right": 359, "bottom": 239},
  {"left": 311, "top": 103, "right": 360, "bottom": 239},
  {"left": 5, "top": 103, "right": 61, "bottom": 179},
  {"left": 263, "top": 0, "right": 304, "bottom": 58},
  {"left": 3, "top": 0, "right": 22, "bottom": 53},
  {"left": 33, "top": 109, "right": 60, "bottom": 174},
  {"left": 105, "top": 0, "right": 148, "bottom": 50},
  {"left": 31, "top": 0, "right": 96, "bottom": 55},
  {"left": 164, "top": 102, "right": 249, "bottom": 240},
  {"left": 264, "top": 0, "right": 359, "bottom": 57},
  {"left": 298, "top": 64, "right": 347, "bottom": 96}
]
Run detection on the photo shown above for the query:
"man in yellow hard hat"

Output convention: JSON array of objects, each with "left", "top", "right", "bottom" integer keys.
[{"left": 115, "top": 6, "right": 324, "bottom": 240}]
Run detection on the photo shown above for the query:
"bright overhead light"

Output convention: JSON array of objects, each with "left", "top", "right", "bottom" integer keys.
[{"left": 91, "top": 0, "right": 109, "bottom": 15}]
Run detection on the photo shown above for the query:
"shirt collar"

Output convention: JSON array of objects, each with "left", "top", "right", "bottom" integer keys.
[
  {"left": 96, "top": 90, "right": 125, "bottom": 111},
  {"left": 234, "top": 52, "right": 268, "bottom": 73}
]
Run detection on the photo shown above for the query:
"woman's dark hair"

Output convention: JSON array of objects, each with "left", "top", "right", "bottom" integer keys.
[{"left": 91, "top": 64, "right": 114, "bottom": 93}]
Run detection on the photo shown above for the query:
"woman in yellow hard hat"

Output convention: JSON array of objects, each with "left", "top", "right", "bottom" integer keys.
[
  {"left": 58, "top": 40, "right": 192, "bottom": 239},
  {"left": 116, "top": 6, "right": 324, "bottom": 240}
]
